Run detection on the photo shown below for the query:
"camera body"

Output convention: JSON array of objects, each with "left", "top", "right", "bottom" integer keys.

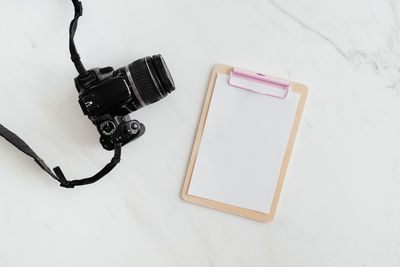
[{"left": 75, "top": 55, "right": 175, "bottom": 150}]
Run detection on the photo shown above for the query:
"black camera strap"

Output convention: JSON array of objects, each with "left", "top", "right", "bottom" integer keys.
[
  {"left": 0, "top": 124, "right": 122, "bottom": 188},
  {"left": 70, "top": 0, "right": 88, "bottom": 77},
  {"left": 0, "top": 0, "right": 117, "bottom": 188},
  {"left": 0, "top": 0, "right": 126, "bottom": 188}
]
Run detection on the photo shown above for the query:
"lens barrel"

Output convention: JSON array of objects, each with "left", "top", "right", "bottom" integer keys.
[{"left": 122, "top": 54, "right": 175, "bottom": 110}]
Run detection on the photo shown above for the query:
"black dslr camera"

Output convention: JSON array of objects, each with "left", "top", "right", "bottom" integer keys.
[
  {"left": 0, "top": 0, "right": 176, "bottom": 188},
  {"left": 75, "top": 55, "right": 175, "bottom": 150},
  {"left": 67, "top": 0, "right": 175, "bottom": 153}
]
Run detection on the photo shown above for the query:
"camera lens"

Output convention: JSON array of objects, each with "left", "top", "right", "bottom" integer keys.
[{"left": 123, "top": 54, "right": 175, "bottom": 109}]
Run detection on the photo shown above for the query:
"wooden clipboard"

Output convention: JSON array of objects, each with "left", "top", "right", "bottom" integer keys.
[{"left": 182, "top": 64, "right": 308, "bottom": 222}]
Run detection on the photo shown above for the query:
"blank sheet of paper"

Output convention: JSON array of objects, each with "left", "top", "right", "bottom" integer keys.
[{"left": 188, "top": 73, "right": 300, "bottom": 213}]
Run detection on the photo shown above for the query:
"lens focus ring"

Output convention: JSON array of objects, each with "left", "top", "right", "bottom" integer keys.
[{"left": 128, "top": 57, "right": 163, "bottom": 105}]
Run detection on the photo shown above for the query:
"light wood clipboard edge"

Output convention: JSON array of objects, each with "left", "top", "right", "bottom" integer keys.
[{"left": 181, "top": 64, "right": 308, "bottom": 222}]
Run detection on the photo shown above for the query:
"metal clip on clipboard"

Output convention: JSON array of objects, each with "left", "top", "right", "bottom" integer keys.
[{"left": 228, "top": 68, "right": 290, "bottom": 99}]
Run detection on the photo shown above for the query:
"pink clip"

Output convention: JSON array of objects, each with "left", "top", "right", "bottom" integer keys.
[{"left": 228, "top": 68, "right": 290, "bottom": 99}]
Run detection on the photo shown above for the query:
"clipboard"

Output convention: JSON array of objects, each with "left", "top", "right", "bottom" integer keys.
[{"left": 182, "top": 64, "right": 308, "bottom": 222}]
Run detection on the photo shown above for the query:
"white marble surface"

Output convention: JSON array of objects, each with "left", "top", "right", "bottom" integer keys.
[{"left": 0, "top": 0, "right": 399, "bottom": 266}]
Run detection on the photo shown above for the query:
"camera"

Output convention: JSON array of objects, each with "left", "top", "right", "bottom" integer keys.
[
  {"left": 75, "top": 55, "right": 175, "bottom": 150},
  {"left": 0, "top": 0, "right": 176, "bottom": 188}
]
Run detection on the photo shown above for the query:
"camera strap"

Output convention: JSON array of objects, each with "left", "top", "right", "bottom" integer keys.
[
  {"left": 0, "top": 124, "right": 122, "bottom": 188},
  {"left": 70, "top": 0, "right": 88, "bottom": 77},
  {"left": 0, "top": 0, "right": 126, "bottom": 188}
]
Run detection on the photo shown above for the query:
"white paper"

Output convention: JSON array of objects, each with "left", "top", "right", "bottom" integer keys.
[{"left": 188, "top": 73, "right": 300, "bottom": 213}]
